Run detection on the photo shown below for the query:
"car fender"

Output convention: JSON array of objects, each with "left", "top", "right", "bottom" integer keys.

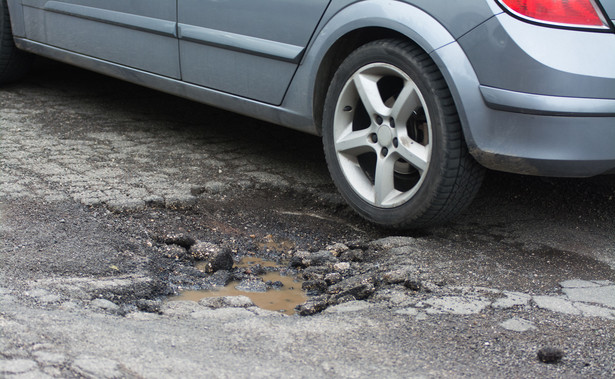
[{"left": 284, "top": 0, "right": 477, "bottom": 138}]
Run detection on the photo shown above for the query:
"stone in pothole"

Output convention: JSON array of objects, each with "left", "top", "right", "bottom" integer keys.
[
  {"left": 235, "top": 278, "right": 267, "bottom": 293},
  {"left": 199, "top": 296, "right": 254, "bottom": 308}
]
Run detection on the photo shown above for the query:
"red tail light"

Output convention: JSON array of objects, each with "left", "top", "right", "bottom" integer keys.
[{"left": 497, "top": 0, "right": 609, "bottom": 29}]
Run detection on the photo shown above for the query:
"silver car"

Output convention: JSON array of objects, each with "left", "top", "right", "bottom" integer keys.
[{"left": 2, "top": 0, "right": 614, "bottom": 228}]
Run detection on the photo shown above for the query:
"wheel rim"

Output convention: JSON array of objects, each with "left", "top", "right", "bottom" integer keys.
[{"left": 333, "top": 63, "right": 432, "bottom": 208}]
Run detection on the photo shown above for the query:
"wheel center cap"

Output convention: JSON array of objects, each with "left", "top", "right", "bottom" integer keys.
[{"left": 377, "top": 126, "right": 393, "bottom": 147}]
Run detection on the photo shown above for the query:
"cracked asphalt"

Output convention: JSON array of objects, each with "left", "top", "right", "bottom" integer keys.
[{"left": 1, "top": 59, "right": 614, "bottom": 378}]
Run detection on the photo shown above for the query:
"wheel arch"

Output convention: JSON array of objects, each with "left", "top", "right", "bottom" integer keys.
[{"left": 304, "top": 1, "right": 457, "bottom": 135}]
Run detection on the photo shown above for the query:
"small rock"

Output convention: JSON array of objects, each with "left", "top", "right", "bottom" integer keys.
[
  {"left": 207, "top": 270, "right": 232, "bottom": 287},
  {"left": 345, "top": 240, "right": 369, "bottom": 250},
  {"left": 327, "top": 274, "right": 375, "bottom": 300},
  {"left": 136, "top": 299, "right": 162, "bottom": 313},
  {"left": 191, "top": 243, "right": 234, "bottom": 273},
  {"left": 324, "top": 272, "right": 342, "bottom": 285},
  {"left": 301, "top": 251, "right": 339, "bottom": 267},
  {"left": 339, "top": 249, "right": 365, "bottom": 262},
  {"left": 289, "top": 256, "right": 305, "bottom": 268},
  {"left": 382, "top": 267, "right": 419, "bottom": 285},
  {"left": 267, "top": 280, "right": 284, "bottom": 289},
  {"left": 159, "top": 233, "right": 196, "bottom": 249},
  {"left": 190, "top": 241, "right": 222, "bottom": 260},
  {"left": 199, "top": 296, "right": 254, "bottom": 308},
  {"left": 333, "top": 262, "right": 351, "bottom": 272},
  {"left": 537, "top": 347, "right": 565, "bottom": 364},
  {"left": 235, "top": 278, "right": 267, "bottom": 292},
  {"left": 325, "top": 243, "right": 349, "bottom": 256},
  {"left": 296, "top": 295, "right": 329, "bottom": 316},
  {"left": 302, "top": 266, "right": 330, "bottom": 280},
  {"left": 381, "top": 266, "right": 421, "bottom": 290},
  {"left": 302, "top": 280, "right": 328, "bottom": 295},
  {"left": 245, "top": 264, "right": 267, "bottom": 276},
  {"left": 90, "top": 298, "right": 120, "bottom": 312}
]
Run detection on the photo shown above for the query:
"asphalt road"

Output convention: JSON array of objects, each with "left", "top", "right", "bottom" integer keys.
[{"left": 1, "top": 59, "right": 614, "bottom": 378}]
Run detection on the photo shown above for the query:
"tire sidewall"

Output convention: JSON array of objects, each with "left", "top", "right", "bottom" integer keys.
[
  {"left": 323, "top": 41, "right": 454, "bottom": 227},
  {"left": 0, "top": 0, "right": 8, "bottom": 42}
]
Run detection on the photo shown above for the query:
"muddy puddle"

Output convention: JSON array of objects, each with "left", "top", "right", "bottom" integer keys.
[{"left": 171, "top": 258, "right": 307, "bottom": 315}]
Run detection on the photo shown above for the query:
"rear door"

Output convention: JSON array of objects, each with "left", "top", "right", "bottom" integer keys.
[
  {"left": 22, "top": 0, "right": 180, "bottom": 78},
  {"left": 177, "top": 0, "right": 330, "bottom": 104}
]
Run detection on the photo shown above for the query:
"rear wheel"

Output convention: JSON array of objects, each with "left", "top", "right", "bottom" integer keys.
[
  {"left": 322, "top": 39, "right": 484, "bottom": 228},
  {"left": 0, "top": 0, "right": 31, "bottom": 84}
]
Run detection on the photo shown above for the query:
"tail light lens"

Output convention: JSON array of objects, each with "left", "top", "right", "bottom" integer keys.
[{"left": 497, "top": 0, "right": 609, "bottom": 29}]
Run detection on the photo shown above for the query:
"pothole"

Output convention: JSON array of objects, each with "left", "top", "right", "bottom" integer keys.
[{"left": 169, "top": 257, "right": 307, "bottom": 315}]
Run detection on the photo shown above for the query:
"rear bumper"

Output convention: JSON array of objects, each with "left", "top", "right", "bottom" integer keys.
[
  {"left": 466, "top": 106, "right": 615, "bottom": 177},
  {"left": 474, "top": 87, "right": 615, "bottom": 177},
  {"left": 431, "top": 11, "right": 615, "bottom": 177}
]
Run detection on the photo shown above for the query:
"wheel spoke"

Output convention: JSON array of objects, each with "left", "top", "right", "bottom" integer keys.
[
  {"left": 331, "top": 61, "right": 436, "bottom": 210},
  {"left": 373, "top": 153, "right": 397, "bottom": 206},
  {"left": 396, "top": 140, "right": 429, "bottom": 172},
  {"left": 353, "top": 72, "right": 390, "bottom": 117},
  {"left": 390, "top": 81, "right": 421, "bottom": 124},
  {"left": 335, "top": 125, "right": 376, "bottom": 156}
]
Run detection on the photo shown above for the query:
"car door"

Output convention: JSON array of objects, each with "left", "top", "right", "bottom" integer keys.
[
  {"left": 21, "top": 0, "right": 180, "bottom": 78},
  {"left": 177, "top": 0, "right": 330, "bottom": 105}
]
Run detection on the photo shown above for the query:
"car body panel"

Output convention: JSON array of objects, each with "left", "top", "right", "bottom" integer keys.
[
  {"left": 177, "top": 0, "right": 330, "bottom": 104},
  {"left": 6, "top": 0, "right": 615, "bottom": 177},
  {"left": 21, "top": 0, "right": 180, "bottom": 78}
]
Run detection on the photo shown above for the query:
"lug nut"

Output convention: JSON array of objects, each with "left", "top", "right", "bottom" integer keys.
[
  {"left": 343, "top": 105, "right": 352, "bottom": 112},
  {"left": 370, "top": 134, "right": 378, "bottom": 143},
  {"left": 390, "top": 118, "right": 395, "bottom": 128},
  {"left": 382, "top": 147, "right": 388, "bottom": 157},
  {"left": 376, "top": 115, "right": 383, "bottom": 124},
  {"left": 393, "top": 138, "right": 398, "bottom": 148}
]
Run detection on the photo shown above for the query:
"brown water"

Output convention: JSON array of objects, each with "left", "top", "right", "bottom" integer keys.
[{"left": 171, "top": 258, "right": 307, "bottom": 315}]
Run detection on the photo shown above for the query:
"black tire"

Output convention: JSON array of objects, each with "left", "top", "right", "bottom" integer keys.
[
  {"left": 0, "top": 0, "right": 31, "bottom": 84},
  {"left": 322, "top": 39, "right": 484, "bottom": 228}
]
